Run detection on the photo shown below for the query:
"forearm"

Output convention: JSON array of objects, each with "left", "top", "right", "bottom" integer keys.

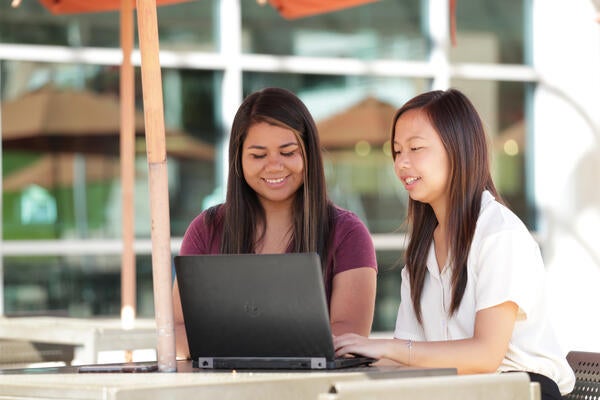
[
  {"left": 385, "top": 338, "right": 503, "bottom": 374},
  {"left": 331, "top": 319, "right": 372, "bottom": 337},
  {"left": 329, "top": 267, "right": 377, "bottom": 337},
  {"left": 174, "top": 321, "right": 190, "bottom": 360}
]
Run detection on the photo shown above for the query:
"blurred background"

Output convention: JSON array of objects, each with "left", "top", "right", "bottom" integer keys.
[{"left": 0, "top": 0, "right": 598, "bottom": 353}]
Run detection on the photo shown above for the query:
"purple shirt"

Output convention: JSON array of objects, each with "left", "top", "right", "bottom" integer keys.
[{"left": 179, "top": 205, "right": 377, "bottom": 302}]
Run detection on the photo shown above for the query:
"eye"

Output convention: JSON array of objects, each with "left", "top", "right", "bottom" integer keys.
[
  {"left": 281, "top": 150, "right": 297, "bottom": 157},
  {"left": 249, "top": 153, "right": 266, "bottom": 159},
  {"left": 410, "top": 146, "right": 423, "bottom": 151}
]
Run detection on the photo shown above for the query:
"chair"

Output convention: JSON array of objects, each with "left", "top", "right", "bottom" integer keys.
[{"left": 565, "top": 351, "right": 600, "bottom": 400}]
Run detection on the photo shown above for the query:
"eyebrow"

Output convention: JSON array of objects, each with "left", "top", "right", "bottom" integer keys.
[
  {"left": 393, "top": 135, "right": 427, "bottom": 145},
  {"left": 246, "top": 142, "right": 299, "bottom": 150}
]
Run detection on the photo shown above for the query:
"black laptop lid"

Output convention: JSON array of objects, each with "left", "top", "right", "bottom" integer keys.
[{"left": 174, "top": 253, "right": 336, "bottom": 361}]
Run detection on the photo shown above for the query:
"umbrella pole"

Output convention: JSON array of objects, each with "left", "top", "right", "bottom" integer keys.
[
  {"left": 135, "top": 0, "right": 176, "bottom": 372},
  {"left": 120, "top": 0, "right": 137, "bottom": 349}
]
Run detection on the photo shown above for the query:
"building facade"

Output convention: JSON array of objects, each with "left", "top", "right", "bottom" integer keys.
[{"left": 0, "top": 0, "right": 599, "bottom": 353}]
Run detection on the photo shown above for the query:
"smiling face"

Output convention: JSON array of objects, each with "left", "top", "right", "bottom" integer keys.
[
  {"left": 393, "top": 108, "right": 450, "bottom": 214},
  {"left": 242, "top": 121, "right": 305, "bottom": 209}
]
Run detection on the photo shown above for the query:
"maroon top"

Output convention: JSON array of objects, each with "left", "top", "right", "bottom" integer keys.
[{"left": 179, "top": 205, "right": 377, "bottom": 303}]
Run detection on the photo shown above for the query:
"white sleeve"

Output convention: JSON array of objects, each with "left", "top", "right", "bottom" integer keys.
[
  {"left": 394, "top": 266, "right": 425, "bottom": 340},
  {"left": 473, "top": 230, "right": 544, "bottom": 319}
]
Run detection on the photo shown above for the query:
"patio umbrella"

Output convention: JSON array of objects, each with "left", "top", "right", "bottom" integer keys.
[
  {"left": 265, "top": 0, "right": 457, "bottom": 45},
  {"left": 37, "top": 0, "right": 188, "bottom": 14},
  {"left": 317, "top": 96, "right": 396, "bottom": 150},
  {"left": 1, "top": 84, "right": 147, "bottom": 154},
  {"left": 266, "top": 0, "right": 379, "bottom": 19},
  {"left": 1, "top": 84, "right": 214, "bottom": 158},
  {"left": 3, "top": 154, "right": 120, "bottom": 192},
  {"left": 20, "top": 0, "right": 192, "bottom": 371}
]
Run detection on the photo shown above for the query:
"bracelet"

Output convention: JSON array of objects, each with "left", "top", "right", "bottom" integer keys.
[{"left": 406, "top": 339, "right": 413, "bottom": 366}]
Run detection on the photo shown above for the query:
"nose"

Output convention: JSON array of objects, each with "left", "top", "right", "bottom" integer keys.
[
  {"left": 265, "top": 153, "right": 284, "bottom": 171},
  {"left": 394, "top": 152, "right": 410, "bottom": 170}
]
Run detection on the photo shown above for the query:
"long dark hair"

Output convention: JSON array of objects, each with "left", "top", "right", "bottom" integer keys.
[
  {"left": 207, "top": 87, "right": 335, "bottom": 270},
  {"left": 391, "top": 88, "right": 501, "bottom": 324}
]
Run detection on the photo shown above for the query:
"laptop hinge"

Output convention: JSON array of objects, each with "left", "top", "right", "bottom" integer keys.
[
  {"left": 196, "top": 358, "right": 213, "bottom": 369},
  {"left": 311, "top": 357, "right": 327, "bottom": 369}
]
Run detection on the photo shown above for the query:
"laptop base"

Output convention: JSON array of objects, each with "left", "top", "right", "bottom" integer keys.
[{"left": 194, "top": 356, "right": 375, "bottom": 370}]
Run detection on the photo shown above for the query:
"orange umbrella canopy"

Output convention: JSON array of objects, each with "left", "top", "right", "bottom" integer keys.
[
  {"left": 266, "top": 0, "right": 457, "bottom": 45},
  {"left": 267, "top": 0, "right": 379, "bottom": 19},
  {"left": 38, "top": 0, "right": 192, "bottom": 14}
]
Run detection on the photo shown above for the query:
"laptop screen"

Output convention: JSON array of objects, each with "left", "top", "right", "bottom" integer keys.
[{"left": 175, "top": 253, "right": 337, "bottom": 362}]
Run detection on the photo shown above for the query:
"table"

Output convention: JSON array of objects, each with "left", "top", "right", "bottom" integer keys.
[
  {"left": 0, "top": 360, "right": 456, "bottom": 400},
  {"left": 0, "top": 317, "right": 156, "bottom": 364}
]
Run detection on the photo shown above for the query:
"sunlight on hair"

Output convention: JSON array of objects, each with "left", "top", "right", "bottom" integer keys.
[
  {"left": 355, "top": 140, "right": 371, "bottom": 157},
  {"left": 503, "top": 139, "right": 519, "bottom": 156}
]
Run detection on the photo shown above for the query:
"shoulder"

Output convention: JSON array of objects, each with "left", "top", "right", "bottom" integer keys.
[
  {"left": 330, "top": 205, "right": 374, "bottom": 252},
  {"left": 328, "top": 205, "right": 377, "bottom": 272},
  {"left": 470, "top": 191, "right": 542, "bottom": 272},
  {"left": 475, "top": 191, "right": 532, "bottom": 241},
  {"left": 188, "top": 204, "right": 224, "bottom": 231},
  {"left": 180, "top": 204, "right": 224, "bottom": 255},
  {"left": 332, "top": 205, "right": 369, "bottom": 231}
]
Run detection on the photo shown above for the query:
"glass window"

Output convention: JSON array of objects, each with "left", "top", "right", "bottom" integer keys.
[
  {"left": 241, "top": 0, "right": 426, "bottom": 60},
  {"left": 451, "top": 79, "right": 533, "bottom": 227},
  {"left": 3, "top": 254, "right": 155, "bottom": 317},
  {"left": 373, "top": 250, "right": 404, "bottom": 332},
  {"left": 452, "top": 0, "right": 526, "bottom": 64},
  {"left": 1, "top": 61, "right": 219, "bottom": 239},
  {"left": 0, "top": 1, "right": 216, "bottom": 50},
  {"left": 244, "top": 71, "right": 432, "bottom": 233}
]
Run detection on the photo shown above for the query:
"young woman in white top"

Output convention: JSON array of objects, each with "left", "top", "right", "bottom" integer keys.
[{"left": 334, "top": 89, "right": 575, "bottom": 399}]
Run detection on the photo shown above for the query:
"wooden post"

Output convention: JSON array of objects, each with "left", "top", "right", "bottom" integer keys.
[
  {"left": 120, "top": 0, "right": 136, "bottom": 362},
  {"left": 135, "top": 0, "right": 176, "bottom": 372}
]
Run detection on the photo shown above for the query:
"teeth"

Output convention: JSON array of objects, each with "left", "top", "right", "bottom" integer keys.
[
  {"left": 405, "top": 177, "right": 419, "bottom": 184},
  {"left": 265, "top": 177, "right": 285, "bottom": 184}
]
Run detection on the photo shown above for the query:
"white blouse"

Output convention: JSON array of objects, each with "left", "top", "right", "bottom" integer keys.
[{"left": 394, "top": 191, "right": 575, "bottom": 395}]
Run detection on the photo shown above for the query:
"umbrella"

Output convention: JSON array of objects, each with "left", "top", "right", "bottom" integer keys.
[
  {"left": 265, "top": 0, "right": 458, "bottom": 46},
  {"left": 266, "top": 0, "right": 379, "bottom": 19},
  {"left": 9, "top": 0, "right": 193, "bottom": 371},
  {"left": 1, "top": 84, "right": 214, "bottom": 159},
  {"left": 3, "top": 154, "right": 120, "bottom": 192},
  {"left": 317, "top": 96, "right": 396, "bottom": 149},
  {"left": 1, "top": 85, "right": 146, "bottom": 154},
  {"left": 37, "top": 0, "right": 188, "bottom": 14}
]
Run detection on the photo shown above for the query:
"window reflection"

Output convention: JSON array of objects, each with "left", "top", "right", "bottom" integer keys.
[
  {"left": 244, "top": 72, "right": 430, "bottom": 233},
  {"left": 0, "top": 0, "right": 216, "bottom": 50},
  {"left": 452, "top": 0, "right": 526, "bottom": 64},
  {"left": 451, "top": 79, "right": 532, "bottom": 226},
  {"left": 242, "top": 0, "right": 426, "bottom": 60},
  {"left": 1, "top": 61, "right": 219, "bottom": 239}
]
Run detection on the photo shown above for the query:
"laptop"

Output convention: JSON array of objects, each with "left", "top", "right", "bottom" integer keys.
[{"left": 174, "top": 252, "right": 376, "bottom": 370}]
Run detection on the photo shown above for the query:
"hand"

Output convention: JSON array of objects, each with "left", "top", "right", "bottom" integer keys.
[{"left": 333, "top": 333, "right": 386, "bottom": 360}]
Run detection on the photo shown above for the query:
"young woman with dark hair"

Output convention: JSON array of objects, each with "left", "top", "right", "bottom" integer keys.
[
  {"left": 174, "top": 87, "right": 377, "bottom": 359},
  {"left": 334, "top": 89, "right": 574, "bottom": 399}
]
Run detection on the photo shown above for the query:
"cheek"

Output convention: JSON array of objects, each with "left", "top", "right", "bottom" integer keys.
[
  {"left": 241, "top": 157, "right": 258, "bottom": 181},
  {"left": 392, "top": 157, "right": 402, "bottom": 177},
  {"left": 290, "top": 156, "right": 305, "bottom": 174}
]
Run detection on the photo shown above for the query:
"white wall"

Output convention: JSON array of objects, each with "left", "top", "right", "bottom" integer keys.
[{"left": 533, "top": 0, "right": 600, "bottom": 352}]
